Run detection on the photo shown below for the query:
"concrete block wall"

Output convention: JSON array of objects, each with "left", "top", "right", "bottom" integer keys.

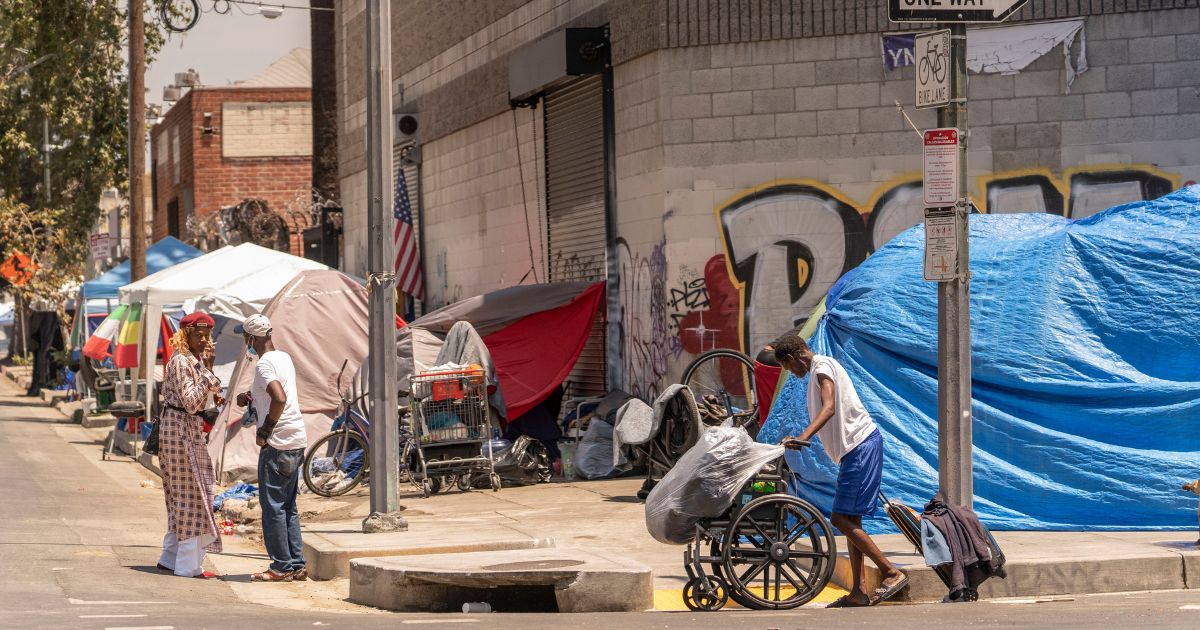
[
  {"left": 633, "top": 8, "right": 1200, "bottom": 387},
  {"left": 419, "top": 108, "right": 547, "bottom": 308},
  {"left": 334, "top": 1, "right": 1200, "bottom": 397}
]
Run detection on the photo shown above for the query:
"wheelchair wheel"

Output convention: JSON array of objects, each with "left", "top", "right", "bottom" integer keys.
[
  {"left": 661, "top": 387, "right": 703, "bottom": 459},
  {"left": 682, "top": 349, "right": 759, "bottom": 431},
  {"left": 682, "top": 576, "right": 729, "bottom": 612},
  {"left": 721, "top": 494, "right": 836, "bottom": 610}
]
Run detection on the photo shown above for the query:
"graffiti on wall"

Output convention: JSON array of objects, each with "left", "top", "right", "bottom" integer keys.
[
  {"left": 615, "top": 236, "right": 681, "bottom": 400},
  {"left": 700, "top": 165, "right": 1183, "bottom": 358}
]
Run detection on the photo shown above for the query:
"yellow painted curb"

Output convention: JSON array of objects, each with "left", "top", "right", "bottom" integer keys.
[{"left": 653, "top": 583, "right": 848, "bottom": 611}]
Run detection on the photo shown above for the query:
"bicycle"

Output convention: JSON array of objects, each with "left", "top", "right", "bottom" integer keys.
[
  {"left": 302, "top": 361, "right": 372, "bottom": 497},
  {"left": 681, "top": 349, "right": 760, "bottom": 436},
  {"left": 918, "top": 39, "right": 947, "bottom": 86},
  {"left": 304, "top": 360, "right": 448, "bottom": 497}
]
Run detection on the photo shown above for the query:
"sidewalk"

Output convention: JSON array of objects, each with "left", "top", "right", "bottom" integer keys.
[
  {"left": 8, "top": 363, "right": 1192, "bottom": 612},
  {"left": 288, "top": 476, "right": 1198, "bottom": 608}
]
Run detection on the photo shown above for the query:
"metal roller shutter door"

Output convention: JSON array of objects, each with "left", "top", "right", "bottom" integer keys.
[{"left": 544, "top": 75, "right": 607, "bottom": 397}]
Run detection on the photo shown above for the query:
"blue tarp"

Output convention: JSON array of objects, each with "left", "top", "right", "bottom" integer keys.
[
  {"left": 81, "top": 236, "right": 203, "bottom": 300},
  {"left": 759, "top": 186, "right": 1200, "bottom": 531}
]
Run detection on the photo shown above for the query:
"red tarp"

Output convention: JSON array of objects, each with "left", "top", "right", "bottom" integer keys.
[
  {"left": 483, "top": 282, "right": 604, "bottom": 422},
  {"left": 754, "top": 360, "right": 783, "bottom": 427}
]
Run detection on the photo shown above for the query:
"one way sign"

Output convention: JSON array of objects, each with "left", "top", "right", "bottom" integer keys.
[{"left": 889, "top": 0, "right": 1028, "bottom": 23}]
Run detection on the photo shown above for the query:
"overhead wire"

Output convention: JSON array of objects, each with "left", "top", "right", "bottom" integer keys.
[{"left": 512, "top": 105, "right": 540, "bottom": 285}]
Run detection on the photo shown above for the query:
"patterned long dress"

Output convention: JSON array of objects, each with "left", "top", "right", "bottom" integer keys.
[{"left": 159, "top": 351, "right": 223, "bottom": 552}]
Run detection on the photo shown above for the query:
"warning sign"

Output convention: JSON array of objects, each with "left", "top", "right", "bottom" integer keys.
[
  {"left": 923, "top": 128, "right": 959, "bottom": 206},
  {"left": 924, "top": 207, "right": 961, "bottom": 282}
]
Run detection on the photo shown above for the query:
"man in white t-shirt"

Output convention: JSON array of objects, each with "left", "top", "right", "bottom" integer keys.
[
  {"left": 773, "top": 334, "right": 908, "bottom": 607},
  {"left": 233, "top": 314, "right": 308, "bottom": 582}
]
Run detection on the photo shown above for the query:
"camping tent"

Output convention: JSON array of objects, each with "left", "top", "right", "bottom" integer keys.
[
  {"left": 81, "top": 236, "right": 204, "bottom": 300},
  {"left": 396, "top": 281, "right": 604, "bottom": 424},
  {"left": 72, "top": 237, "right": 204, "bottom": 354},
  {"left": 759, "top": 185, "right": 1200, "bottom": 531},
  {"left": 207, "top": 270, "right": 369, "bottom": 481},
  {"left": 118, "top": 243, "right": 327, "bottom": 416},
  {"left": 186, "top": 254, "right": 339, "bottom": 385}
]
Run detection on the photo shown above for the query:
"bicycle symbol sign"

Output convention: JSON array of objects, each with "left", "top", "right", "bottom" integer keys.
[{"left": 915, "top": 29, "right": 951, "bottom": 109}]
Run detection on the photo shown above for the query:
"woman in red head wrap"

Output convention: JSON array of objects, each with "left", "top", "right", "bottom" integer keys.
[{"left": 156, "top": 311, "right": 225, "bottom": 578}]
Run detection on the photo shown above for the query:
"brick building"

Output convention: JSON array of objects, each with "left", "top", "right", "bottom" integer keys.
[
  {"left": 335, "top": 1, "right": 1200, "bottom": 398},
  {"left": 150, "top": 49, "right": 314, "bottom": 255}
]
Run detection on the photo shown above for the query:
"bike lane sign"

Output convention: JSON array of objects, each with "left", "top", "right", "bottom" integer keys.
[
  {"left": 915, "top": 29, "right": 950, "bottom": 109},
  {"left": 923, "top": 128, "right": 959, "bottom": 205}
]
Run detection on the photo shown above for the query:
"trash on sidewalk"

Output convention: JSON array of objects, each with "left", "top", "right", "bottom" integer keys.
[
  {"left": 462, "top": 602, "right": 492, "bottom": 613},
  {"left": 139, "top": 479, "right": 155, "bottom": 488},
  {"left": 645, "top": 427, "right": 783, "bottom": 545},
  {"left": 212, "top": 482, "right": 258, "bottom": 511}
]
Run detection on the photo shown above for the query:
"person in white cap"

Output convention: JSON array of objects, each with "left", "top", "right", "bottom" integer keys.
[{"left": 233, "top": 313, "right": 308, "bottom": 582}]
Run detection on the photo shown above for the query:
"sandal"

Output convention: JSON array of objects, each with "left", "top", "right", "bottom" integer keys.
[
  {"left": 193, "top": 571, "right": 220, "bottom": 580},
  {"left": 251, "top": 569, "right": 294, "bottom": 582},
  {"left": 156, "top": 563, "right": 173, "bottom": 573},
  {"left": 826, "top": 594, "right": 873, "bottom": 608},
  {"left": 292, "top": 568, "right": 308, "bottom": 581},
  {"left": 873, "top": 572, "right": 910, "bottom": 603}
]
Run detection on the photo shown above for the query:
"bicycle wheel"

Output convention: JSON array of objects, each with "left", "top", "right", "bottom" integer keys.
[
  {"left": 682, "top": 349, "right": 759, "bottom": 430},
  {"left": 303, "top": 430, "right": 370, "bottom": 497}
]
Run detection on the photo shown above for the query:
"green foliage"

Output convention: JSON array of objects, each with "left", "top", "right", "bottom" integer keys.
[{"left": 0, "top": 1, "right": 172, "bottom": 301}]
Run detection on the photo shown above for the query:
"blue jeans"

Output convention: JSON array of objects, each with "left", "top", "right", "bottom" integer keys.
[{"left": 258, "top": 445, "right": 306, "bottom": 573}]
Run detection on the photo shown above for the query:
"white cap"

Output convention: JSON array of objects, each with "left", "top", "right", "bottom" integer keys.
[{"left": 235, "top": 313, "right": 272, "bottom": 337}]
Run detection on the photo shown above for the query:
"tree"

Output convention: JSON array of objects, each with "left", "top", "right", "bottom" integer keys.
[{"left": 0, "top": 1, "right": 171, "bottom": 356}]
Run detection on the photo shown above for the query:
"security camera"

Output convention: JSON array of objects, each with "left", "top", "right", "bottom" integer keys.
[{"left": 260, "top": 5, "right": 283, "bottom": 19}]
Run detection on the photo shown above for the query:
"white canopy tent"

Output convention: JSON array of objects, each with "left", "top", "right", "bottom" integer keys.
[{"left": 118, "top": 243, "right": 327, "bottom": 415}]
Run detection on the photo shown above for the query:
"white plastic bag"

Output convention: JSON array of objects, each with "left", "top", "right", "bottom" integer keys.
[{"left": 644, "top": 426, "right": 784, "bottom": 545}]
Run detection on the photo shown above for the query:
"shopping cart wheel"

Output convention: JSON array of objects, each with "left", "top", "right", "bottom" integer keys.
[
  {"left": 457, "top": 474, "right": 472, "bottom": 491},
  {"left": 489, "top": 472, "right": 502, "bottom": 492},
  {"left": 683, "top": 576, "right": 729, "bottom": 612}
]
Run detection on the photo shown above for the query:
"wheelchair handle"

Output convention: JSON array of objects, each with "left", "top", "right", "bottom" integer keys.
[{"left": 782, "top": 438, "right": 811, "bottom": 450}]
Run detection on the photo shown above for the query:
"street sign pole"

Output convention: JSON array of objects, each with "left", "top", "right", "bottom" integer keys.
[
  {"left": 937, "top": 23, "right": 973, "bottom": 508},
  {"left": 363, "top": 0, "right": 406, "bottom": 532}
]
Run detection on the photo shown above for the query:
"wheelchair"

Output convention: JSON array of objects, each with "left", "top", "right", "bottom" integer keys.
[{"left": 680, "top": 447, "right": 837, "bottom": 611}]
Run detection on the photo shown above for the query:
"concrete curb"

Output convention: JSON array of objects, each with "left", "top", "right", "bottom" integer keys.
[
  {"left": 348, "top": 548, "right": 654, "bottom": 613},
  {"left": 303, "top": 519, "right": 557, "bottom": 581},
  {"left": 831, "top": 532, "right": 1200, "bottom": 603},
  {"left": 82, "top": 413, "right": 117, "bottom": 429}
]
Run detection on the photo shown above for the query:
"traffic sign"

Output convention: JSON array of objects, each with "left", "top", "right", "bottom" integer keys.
[
  {"left": 923, "top": 128, "right": 959, "bottom": 206},
  {"left": 89, "top": 232, "right": 111, "bottom": 260},
  {"left": 924, "top": 207, "right": 961, "bottom": 282},
  {"left": 890, "top": 0, "right": 1028, "bottom": 23},
  {"left": 915, "top": 30, "right": 950, "bottom": 109}
]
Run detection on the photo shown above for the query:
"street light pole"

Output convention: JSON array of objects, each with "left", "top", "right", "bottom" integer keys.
[
  {"left": 937, "top": 22, "right": 973, "bottom": 508},
  {"left": 128, "top": 0, "right": 146, "bottom": 282},
  {"left": 363, "top": 0, "right": 405, "bottom": 533}
]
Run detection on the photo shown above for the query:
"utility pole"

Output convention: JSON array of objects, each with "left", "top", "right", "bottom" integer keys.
[
  {"left": 363, "top": 0, "right": 405, "bottom": 533},
  {"left": 128, "top": 0, "right": 147, "bottom": 282},
  {"left": 937, "top": 23, "right": 972, "bottom": 508}
]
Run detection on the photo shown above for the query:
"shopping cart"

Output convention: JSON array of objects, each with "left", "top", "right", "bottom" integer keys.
[{"left": 408, "top": 366, "right": 499, "bottom": 496}]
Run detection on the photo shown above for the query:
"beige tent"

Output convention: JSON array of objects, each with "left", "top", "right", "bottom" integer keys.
[{"left": 208, "top": 270, "right": 368, "bottom": 482}]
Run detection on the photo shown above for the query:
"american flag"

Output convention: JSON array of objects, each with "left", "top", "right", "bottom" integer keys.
[{"left": 393, "top": 169, "right": 424, "bottom": 299}]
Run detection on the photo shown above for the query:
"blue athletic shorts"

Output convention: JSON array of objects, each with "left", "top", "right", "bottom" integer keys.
[{"left": 832, "top": 429, "right": 883, "bottom": 516}]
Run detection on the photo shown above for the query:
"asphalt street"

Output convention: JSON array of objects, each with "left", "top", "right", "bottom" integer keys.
[{"left": 0, "top": 376, "right": 1196, "bottom": 629}]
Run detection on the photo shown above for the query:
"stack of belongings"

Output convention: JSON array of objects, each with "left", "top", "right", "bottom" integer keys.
[
  {"left": 645, "top": 427, "right": 783, "bottom": 545},
  {"left": 920, "top": 494, "right": 1007, "bottom": 602}
]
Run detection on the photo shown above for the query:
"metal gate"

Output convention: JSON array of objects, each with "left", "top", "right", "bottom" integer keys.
[{"left": 544, "top": 74, "right": 608, "bottom": 397}]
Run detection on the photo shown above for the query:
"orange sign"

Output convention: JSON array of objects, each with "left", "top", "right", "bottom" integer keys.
[{"left": 0, "top": 252, "right": 36, "bottom": 286}]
